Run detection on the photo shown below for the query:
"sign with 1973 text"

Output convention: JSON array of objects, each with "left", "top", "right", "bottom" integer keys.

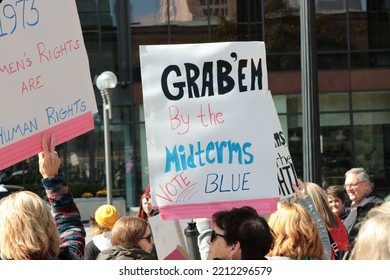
[{"left": 0, "top": 0, "right": 97, "bottom": 169}]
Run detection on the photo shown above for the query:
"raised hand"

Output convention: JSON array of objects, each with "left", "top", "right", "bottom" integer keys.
[
  {"left": 292, "top": 179, "right": 308, "bottom": 200},
  {"left": 38, "top": 134, "right": 61, "bottom": 178}
]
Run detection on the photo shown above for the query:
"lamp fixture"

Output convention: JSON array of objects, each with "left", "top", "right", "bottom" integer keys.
[
  {"left": 96, "top": 71, "right": 118, "bottom": 205},
  {"left": 289, "top": 132, "right": 301, "bottom": 142}
]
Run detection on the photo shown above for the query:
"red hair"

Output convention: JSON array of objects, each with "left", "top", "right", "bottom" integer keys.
[{"left": 135, "top": 186, "right": 155, "bottom": 221}]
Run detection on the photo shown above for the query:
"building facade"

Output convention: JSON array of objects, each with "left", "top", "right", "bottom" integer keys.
[{"left": 1, "top": 0, "right": 389, "bottom": 209}]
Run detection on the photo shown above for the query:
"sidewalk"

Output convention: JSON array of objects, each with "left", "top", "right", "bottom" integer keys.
[{"left": 83, "top": 222, "right": 93, "bottom": 244}]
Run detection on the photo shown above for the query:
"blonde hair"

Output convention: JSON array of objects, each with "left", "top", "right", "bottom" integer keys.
[
  {"left": 305, "top": 182, "right": 339, "bottom": 229},
  {"left": 350, "top": 202, "right": 390, "bottom": 260},
  {"left": 89, "top": 217, "right": 111, "bottom": 236},
  {"left": 0, "top": 191, "right": 60, "bottom": 259},
  {"left": 111, "top": 216, "right": 149, "bottom": 248},
  {"left": 267, "top": 202, "right": 324, "bottom": 259}
]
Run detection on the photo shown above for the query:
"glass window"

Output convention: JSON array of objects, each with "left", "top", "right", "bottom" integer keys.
[
  {"left": 211, "top": 16, "right": 238, "bottom": 42},
  {"left": 130, "top": 0, "right": 163, "bottom": 26},
  {"left": 353, "top": 123, "right": 387, "bottom": 197},
  {"left": 237, "top": 0, "right": 262, "bottom": 41},
  {"left": 286, "top": 95, "right": 302, "bottom": 114},
  {"left": 66, "top": 134, "right": 91, "bottom": 183},
  {"left": 264, "top": 1, "right": 300, "bottom": 53},
  {"left": 350, "top": 51, "right": 371, "bottom": 68},
  {"left": 349, "top": 10, "right": 369, "bottom": 51},
  {"left": 317, "top": 0, "right": 346, "bottom": 12},
  {"left": 287, "top": 126, "right": 303, "bottom": 178},
  {"left": 319, "top": 92, "right": 349, "bottom": 112},
  {"left": 84, "top": 31, "right": 118, "bottom": 79},
  {"left": 272, "top": 95, "right": 288, "bottom": 114},
  {"left": 321, "top": 125, "right": 352, "bottom": 186},
  {"left": 370, "top": 51, "right": 390, "bottom": 67},
  {"left": 130, "top": 0, "right": 168, "bottom": 67},
  {"left": 351, "top": 51, "right": 390, "bottom": 68},
  {"left": 110, "top": 86, "right": 133, "bottom": 106},
  {"left": 94, "top": 123, "right": 135, "bottom": 204},
  {"left": 320, "top": 113, "right": 350, "bottom": 126},
  {"left": 318, "top": 53, "right": 348, "bottom": 69},
  {"left": 110, "top": 106, "right": 132, "bottom": 123},
  {"left": 136, "top": 122, "right": 150, "bottom": 197},
  {"left": 76, "top": 0, "right": 98, "bottom": 28},
  {"left": 316, "top": 9, "right": 348, "bottom": 51},
  {"left": 367, "top": 0, "right": 390, "bottom": 49},
  {"left": 77, "top": 0, "right": 118, "bottom": 29},
  {"left": 267, "top": 54, "right": 301, "bottom": 71},
  {"left": 353, "top": 111, "right": 390, "bottom": 125},
  {"left": 352, "top": 91, "right": 390, "bottom": 110}
]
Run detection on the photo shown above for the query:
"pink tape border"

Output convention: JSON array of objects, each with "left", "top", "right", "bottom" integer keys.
[
  {"left": 0, "top": 112, "right": 94, "bottom": 170},
  {"left": 157, "top": 197, "right": 280, "bottom": 220}
]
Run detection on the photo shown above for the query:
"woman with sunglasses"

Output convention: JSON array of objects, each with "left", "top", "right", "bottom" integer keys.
[
  {"left": 202, "top": 206, "right": 274, "bottom": 260},
  {"left": 96, "top": 216, "right": 157, "bottom": 260}
]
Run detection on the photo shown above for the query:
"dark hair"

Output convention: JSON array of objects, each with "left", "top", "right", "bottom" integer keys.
[
  {"left": 326, "top": 185, "right": 347, "bottom": 204},
  {"left": 212, "top": 206, "right": 274, "bottom": 260}
]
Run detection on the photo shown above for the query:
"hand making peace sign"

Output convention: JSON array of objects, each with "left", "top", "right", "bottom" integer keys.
[
  {"left": 38, "top": 134, "right": 61, "bottom": 178},
  {"left": 292, "top": 179, "right": 308, "bottom": 200}
]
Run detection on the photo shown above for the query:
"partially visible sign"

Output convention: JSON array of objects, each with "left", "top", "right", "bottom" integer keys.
[
  {"left": 140, "top": 42, "right": 279, "bottom": 220},
  {"left": 265, "top": 91, "right": 297, "bottom": 200},
  {"left": 0, "top": 0, "right": 97, "bottom": 169},
  {"left": 148, "top": 215, "right": 190, "bottom": 260}
]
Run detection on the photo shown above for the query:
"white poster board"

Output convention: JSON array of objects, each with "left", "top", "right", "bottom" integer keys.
[
  {"left": 140, "top": 41, "right": 279, "bottom": 220},
  {"left": 265, "top": 91, "right": 297, "bottom": 200},
  {"left": 0, "top": 0, "right": 97, "bottom": 169},
  {"left": 148, "top": 216, "right": 190, "bottom": 260}
]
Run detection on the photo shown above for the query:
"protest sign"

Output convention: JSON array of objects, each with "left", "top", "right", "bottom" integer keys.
[
  {"left": 0, "top": 0, "right": 97, "bottom": 170},
  {"left": 265, "top": 91, "right": 297, "bottom": 200},
  {"left": 140, "top": 41, "right": 279, "bottom": 220},
  {"left": 148, "top": 215, "right": 191, "bottom": 260}
]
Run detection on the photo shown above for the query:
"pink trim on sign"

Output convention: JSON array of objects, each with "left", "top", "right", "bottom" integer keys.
[
  {"left": 157, "top": 197, "right": 280, "bottom": 220},
  {"left": 0, "top": 112, "right": 94, "bottom": 170}
]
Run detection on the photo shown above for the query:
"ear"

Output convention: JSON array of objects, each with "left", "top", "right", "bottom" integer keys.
[{"left": 230, "top": 241, "right": 242, "bottom": 260}]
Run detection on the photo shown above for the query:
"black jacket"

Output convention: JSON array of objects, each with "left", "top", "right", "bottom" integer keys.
[{"left": 344, "top": 189, "right": 383, "bottom": 248}]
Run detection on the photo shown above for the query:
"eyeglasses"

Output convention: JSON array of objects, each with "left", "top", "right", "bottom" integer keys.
[
  {"left": 344, "top": 181, "right": 366, "bottom": 188},
  {"left": 140, "top": 233, "right": 153, "bottom": 243},
  {"left": 210, "top": 230, "right": 225, "bottom": 243}
]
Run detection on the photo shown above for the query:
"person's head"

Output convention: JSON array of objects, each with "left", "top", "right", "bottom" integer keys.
[
  {"left": 142, "top": 195, "right": 153, "bottom": 215},
  {"left": 344, "top": 168, "right": 371, "bottom": 205},
  {"left": 267, "top": 201, "right": 324, "bottom": 259},
  {"left": 0, "top": 191, "right": 61, "bottom": 260},
  {"left": 305, "top": 182, "right": 339, "bottom": 229},
  {"left": 111, "top": 216, "right": 154, "bottom": 254},
  {"left": 207, "top": 206, "right": 274, "bottom": 260},
  {"left": 90, "top": 204, "right": 120, "bottom": 235},
  {"left": 326, "top": 185, "right": 347, "bottom": 217},
  {"left": 136, "top": 185, "right": 154, "bottom": 220},
  {"left": 350, "top": 202, "right": 390, "bottom": 260}
]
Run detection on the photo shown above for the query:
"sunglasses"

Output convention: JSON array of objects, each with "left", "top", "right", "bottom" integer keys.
[
  {"left": 140, "top": 233, "right": 153, "bottom": 243},
  {"left": 210, "top": 230, "right": 225, "bottom": 243}
]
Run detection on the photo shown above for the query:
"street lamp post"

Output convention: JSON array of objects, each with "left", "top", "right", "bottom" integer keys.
[
  {"left": 96, "top": 71, "right": 117, "bottom": 205},
  {"left": 300, "top": 1, "right": 322, "bottom": 184}
]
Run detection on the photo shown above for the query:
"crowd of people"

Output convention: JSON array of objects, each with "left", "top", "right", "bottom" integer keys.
[{"left": 0, "top": 134, "right": 388, "bottom": 260}]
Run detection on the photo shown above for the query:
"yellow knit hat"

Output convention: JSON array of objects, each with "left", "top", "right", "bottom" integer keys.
[{"left": 95, "top": 204, "right": 120, "bottom": 229}]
